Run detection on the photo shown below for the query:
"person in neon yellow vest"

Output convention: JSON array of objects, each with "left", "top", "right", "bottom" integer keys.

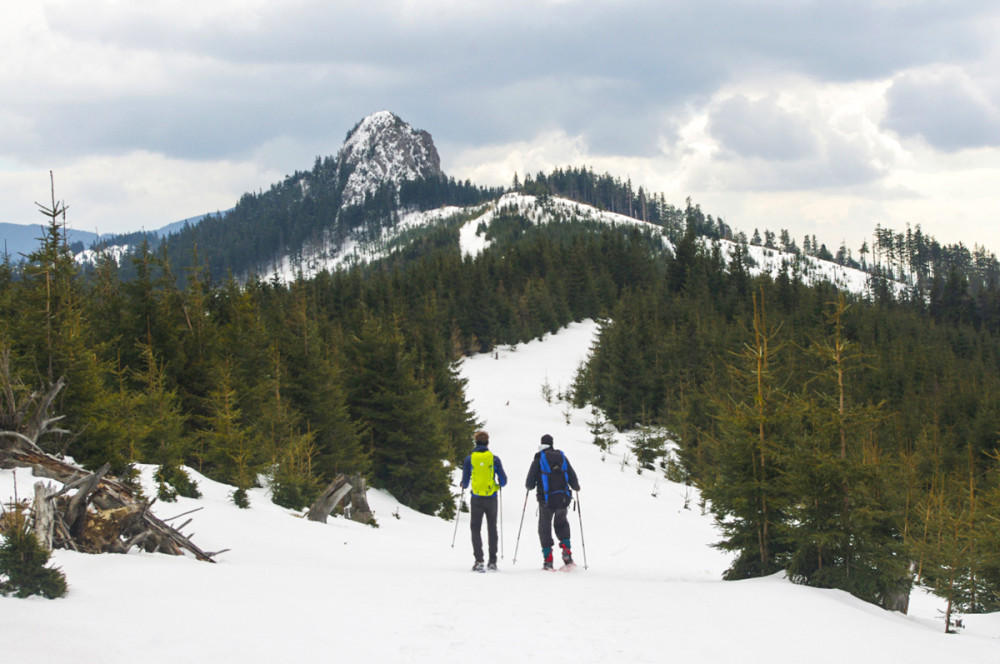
[{"left": 460, "top": 431, "right": 508, "bottom": 572}]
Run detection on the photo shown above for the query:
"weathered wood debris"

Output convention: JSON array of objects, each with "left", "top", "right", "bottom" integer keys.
[
  {"left": 0, "top": 363, "right": 221, "bottom": 562},
  {"left": 307, "top": 473, "right": 375, "bottom": 525}
]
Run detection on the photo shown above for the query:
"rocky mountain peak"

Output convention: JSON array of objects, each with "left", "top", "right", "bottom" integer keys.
[{"left": 337, "top": 111, "right": 442, "bottom": 208}]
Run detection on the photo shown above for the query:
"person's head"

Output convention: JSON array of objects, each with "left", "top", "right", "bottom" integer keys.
[
  {"left": 474, "top": 430, "right": 489, "bottom": 447},
  {"left": 539, "top": 433, "right": 553, "bottom": 451}
]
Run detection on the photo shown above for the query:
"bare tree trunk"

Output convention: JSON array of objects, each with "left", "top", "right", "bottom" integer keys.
[
  {"left": 882, "top": 576, "right": 912, "bottom": 614},
  {"left": 32, "top": 481, "right": 58, "bottom": 550}
]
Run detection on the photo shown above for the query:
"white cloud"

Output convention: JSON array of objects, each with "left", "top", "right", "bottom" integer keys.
[
  {"left": 884, "top": 66, "right": 1000, "bottom": 151},
  {"left": 708, "top": 95, "right": 819, "bottom": 161},
  {"left": 5, "top": 0, "right": 1000, "bottom": 256},
  {"left": 444, "top": 131, "right": 592, "bottom": 189},
  {"left": 0, "top": 151, "right": 279, "bottom": 234}
]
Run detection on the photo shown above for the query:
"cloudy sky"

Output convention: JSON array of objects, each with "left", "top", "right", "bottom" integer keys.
[{"left": 3, "top": 1, "right": 1000, "bottom": 256}]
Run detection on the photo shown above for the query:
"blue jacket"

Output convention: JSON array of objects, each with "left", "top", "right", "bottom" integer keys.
[{"left": 460, "top": 444, "right": 508, "bottom": 496}]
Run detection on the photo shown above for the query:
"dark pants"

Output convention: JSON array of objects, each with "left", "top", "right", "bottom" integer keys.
[
  {"left": 470, "top": 494, "right": 499, "bottom": 563},
  {"left": 537, "top": 501, "right": 571, "bottom": 550}
]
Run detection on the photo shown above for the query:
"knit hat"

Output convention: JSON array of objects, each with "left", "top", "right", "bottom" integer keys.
[
  {"left": 539, "top": 434, "right": 553, "bottom": 450},
  {"left": 474, "top": 431, "right": 490, "bottom": 446}
]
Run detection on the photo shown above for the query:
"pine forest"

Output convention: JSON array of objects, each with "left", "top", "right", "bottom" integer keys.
[{"left": 4, "top": 168, "right": 1000, "bottom": 620}]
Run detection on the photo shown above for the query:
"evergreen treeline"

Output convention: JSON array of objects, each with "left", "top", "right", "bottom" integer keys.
[
  {"left": 3, "top": 213, "right": 471, "bottom": 515},
  {"left": 868, "top": 224, "right": 1000, "bottom": 295},
  {"left": 573, "top": 223, "right": 1000, "bottom": 614},
  {"left": 516, "top": 166, "right": 731, "bottom": 241},
  {"left": 0, "top": 200, "right": 665, "bottom": 518},
  {"left": 521, "top": 165, "right": 1000, "bottom": 310}
]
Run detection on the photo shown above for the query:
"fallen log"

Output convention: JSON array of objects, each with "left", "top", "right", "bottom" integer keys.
[
  {"left": 65, "top": 462, "right": 110, "bottom": 538},
  {"left": 2, "top": 361, "right": 221, "bottom": 563},
  {"left": 8, "top": 449, "right": 218, "bottom": 562}
]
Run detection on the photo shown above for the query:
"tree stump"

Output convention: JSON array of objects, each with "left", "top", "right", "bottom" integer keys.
[
  {"left": 345, "top": 474, "right": 375, "bottom": 525},
  {"left": 32, "top": 481, "right": 58, "bottom": 551},
  {"left": 306, "top": 474, "right": 351, "bottom": 523}
]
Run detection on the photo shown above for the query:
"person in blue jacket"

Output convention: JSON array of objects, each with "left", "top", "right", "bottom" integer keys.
[
  {"left": 460, "top": 431, "right": 508, "bottom": 572},
  {"left": 525, "top": 433, "right": 580, "bottom": 570}
]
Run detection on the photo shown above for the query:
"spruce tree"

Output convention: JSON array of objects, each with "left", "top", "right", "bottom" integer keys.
[
  {"left": 701, "top": 289, "right": 792, "bottom": 578},
  {"left": 196, "top": 364, "right": 260, "bottom": 507},
  {"left": 132, "top": 344, "right": 198, "bottom": 500},
  {"left": 345, "top": 316, "right": 453, "bottom": 516},
  {"left": 628, "top": 420, "right": 667, "bottom": 472},
  {"left": 784, "top": 296, "right": 908, "bottom": 607},
  {"left": 0, "top": 504, "right": 67, "bottom": 599}
]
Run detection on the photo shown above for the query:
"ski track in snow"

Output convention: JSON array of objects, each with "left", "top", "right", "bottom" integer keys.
[{"left": 2, "top": 321, "right": 998, "bottom": 662}]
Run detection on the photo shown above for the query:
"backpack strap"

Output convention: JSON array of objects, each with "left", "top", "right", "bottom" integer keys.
[{"left": 540, "top": 450, "right": 551, "bottom": 503}]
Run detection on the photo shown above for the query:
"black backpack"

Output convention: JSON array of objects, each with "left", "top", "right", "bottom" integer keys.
[{"left": 539, "top": 449, "right": 572, "bottom": 509}]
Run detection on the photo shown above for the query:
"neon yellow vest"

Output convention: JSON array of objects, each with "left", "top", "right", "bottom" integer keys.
[{"left": 470, "top": 450, "right": 498, "bottom": 496}]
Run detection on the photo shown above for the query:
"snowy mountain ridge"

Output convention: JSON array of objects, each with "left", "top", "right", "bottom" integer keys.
[
  {"left": 59, "top": 110, "right": 900, "bottom": 301},
  {"left": 263, "top": 187, "right": 892, "bottom": 300}
]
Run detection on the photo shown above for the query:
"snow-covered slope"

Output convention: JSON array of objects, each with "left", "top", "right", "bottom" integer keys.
[
  {"left": 458, "top": 192, "right": 658, "bottom": 258},
  {"left": 264, "top": 188, "right": 890, "bottom": 300},
  {"left": 263, "top": 204, "right": 471, "bottom": 282},
  {"left": 2, "top": 322, "right": 997, "bottom": 662},
  {"left": 456, "top": 193, "right": 892, "bottom": 297}
]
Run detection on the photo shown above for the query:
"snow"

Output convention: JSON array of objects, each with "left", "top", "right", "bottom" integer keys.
[
  {"left": 263, "top": 204, "right": 470, "bottom": 284},
  {"left": 339, "top": 111, "right": 439, "bottom": 208},
  {"left": 732, "top": 242, "right": 908, "bottom": 298},
  {"left": 259, "top": 183, "right": 894, "bottom": 298},
  {"left": 458, "top": 193, "right": 664, "bottom": 259},
  {"left": 3, "top": 321, "right": 997, "bottom": 662},
  {"left": 74, "top": 244, "right": 131, "bottom": 267}
]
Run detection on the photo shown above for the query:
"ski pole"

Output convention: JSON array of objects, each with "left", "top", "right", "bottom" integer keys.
[
  {"left": 451, "top": 487, "right": 464, "bottom": 548},
  {"left": 512, "top": 489, "right": 529, "bottom": 564},
  {"left": 499, "top": 488, "right": 504, "bottom": 559},
  {"left": 576, "top": 491, "right": 588, "bottom": 569}
]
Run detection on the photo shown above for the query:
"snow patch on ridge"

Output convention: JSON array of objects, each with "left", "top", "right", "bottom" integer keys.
[
  {"left": 458, "top": 192, "right": 662, "bottom": 259},
  {"left": 264, "top": 188, "right": 895, "bottom": 300},
  {"left": 264, "top": 205, "right": 467, "bottom": 284}
]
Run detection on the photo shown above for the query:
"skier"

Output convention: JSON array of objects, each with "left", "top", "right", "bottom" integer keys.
[
  {"left": 525, "top": 433, "right": 581, "bottom": 570},
  {"left": 460, "top": 431, "right": 508, "bottom": 572}
]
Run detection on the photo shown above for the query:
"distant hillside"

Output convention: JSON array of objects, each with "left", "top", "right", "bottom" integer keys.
[
  {"left": 26, "top": 110, "right": 996, "bottom": 304},
  {"left": 2, "top": 212, "right": 213, "bottom": 263},
  {"left": 1, "top": 222, "right": 99, "bottom": 259},
  {"left": 157, "top": 111, "right": 500, "bottom": 283}
]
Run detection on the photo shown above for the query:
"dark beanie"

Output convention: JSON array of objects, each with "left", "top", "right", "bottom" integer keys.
[
  {"left": 540, "top": 434, "right": 553, "bottom": 447},
  {"left": 474, "top": 431, "right": 489, "bottom": 445}
]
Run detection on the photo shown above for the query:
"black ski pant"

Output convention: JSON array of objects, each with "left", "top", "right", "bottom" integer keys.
[
  {"left": 537, "top": 501, "right": 571, "bottom": 551},
  {"left": 469, "top": 493, "right": 499, "bottom": 564}
]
